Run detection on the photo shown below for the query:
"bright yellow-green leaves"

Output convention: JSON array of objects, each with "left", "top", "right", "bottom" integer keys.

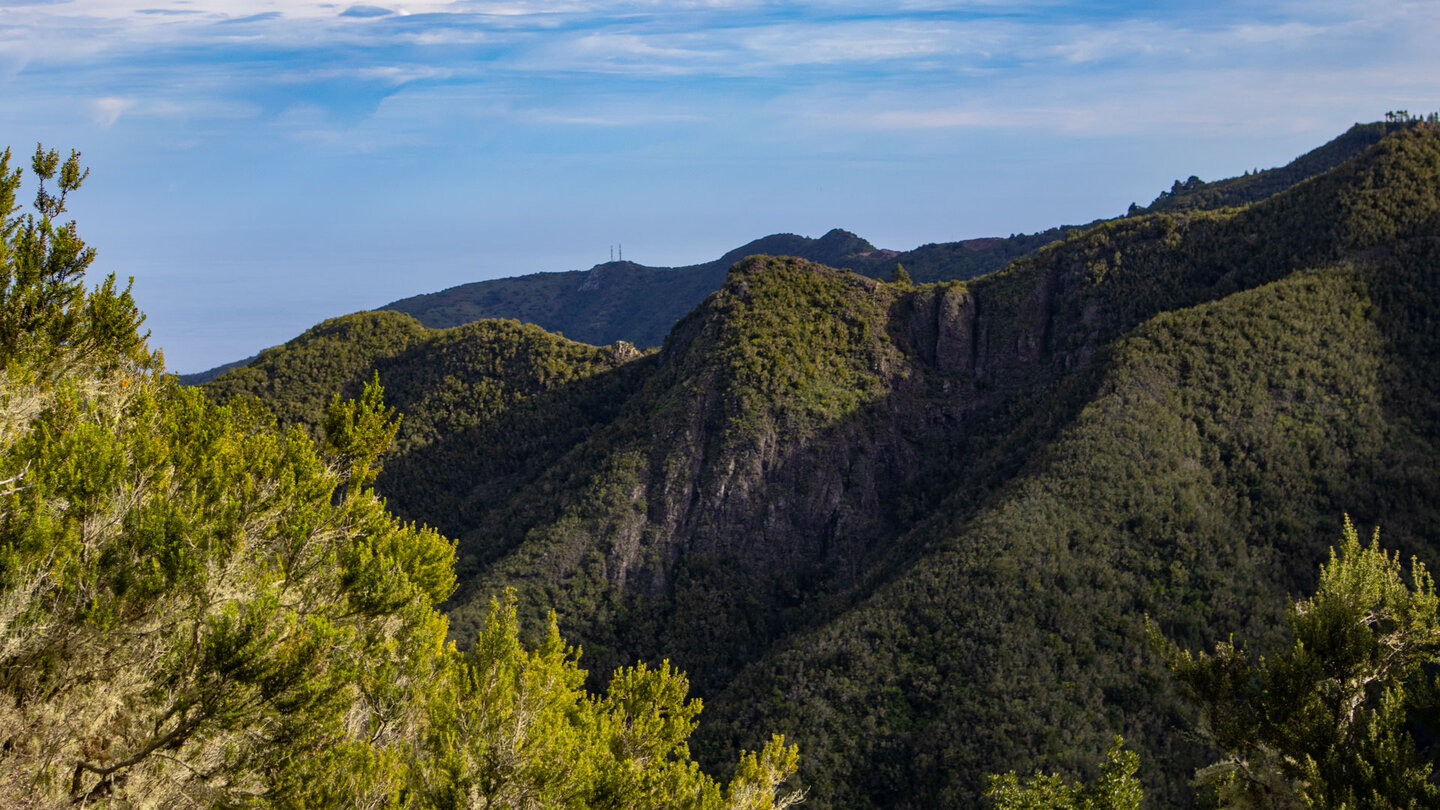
[
  {"left": 0, "top": 356, "right": 456, "bottom": 805},
  {"left": 725, "top": 736, "right": 803, "bottom": 810},
  {"left": 414, "top": 592, "right": 802, "bottom": 810},
  {"left": 986, "top": 737, "right": 1142, "bottom": 810},
  {"left": 324, "top": 372, "right": 401, "bottom": 498}
]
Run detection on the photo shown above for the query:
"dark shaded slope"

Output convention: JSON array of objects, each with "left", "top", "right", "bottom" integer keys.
[
  {"left": 432, "top": 252, "right": 1124, "bottom": 689},
  {"left": 699, "top": 262, "right": 1419, "bottom": 807},
  {"left": 693, "top": 127, "right": 1440, "bottom": 807},
  {"left": 442, "top": 258, "right": 928, "bottom": 684}
]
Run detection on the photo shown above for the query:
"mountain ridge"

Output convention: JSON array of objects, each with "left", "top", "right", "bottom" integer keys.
[
  {"left": 183, "top": 119, "right": 1411, "bottom": 385},
  {"left": 201, "top": 122, "right": 1440, "bottom": 807}
]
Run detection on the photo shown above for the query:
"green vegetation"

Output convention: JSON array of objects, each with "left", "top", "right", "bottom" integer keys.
[
  {"left": 0, "top": 147, "right": 800, "bottom": 806},
  {"left": 437, "top": 256, "right": 913, "bottom": 685},
  {"left": 1134, "top": 120, "right": 1407, "bottom": 214},
  {"left": 203, "top": 311, "right": 650, "bottom": 547},
  {"left": 987, "top": 738, "right": 1142, "bottom": 810},
  {"left": 0, "top": 146, "right": 146, "bottom": 372},
  {"left": 362, "top": 228, "right": 1065, "bottom": 363},
  {"left": 1156, "top": 519, "right": 1440, "bottom": 809},
  {"left": 682, "top": 257, "right": 898, "bottom": 440},
  {"left": 991, "top": 522, "right": 1440, "bottom": 810},
  {"left": 197, "top": 124, "right": 1440, "bottom": 808},
  {"left": 415, "top": 592, "right": 803, "bottom": 810},
  {"left": 695, "top": 258, "right": 1408, "bottom": 806}
]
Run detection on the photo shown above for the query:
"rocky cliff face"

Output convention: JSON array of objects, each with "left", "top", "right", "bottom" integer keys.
[{"left": 440, "top": 238, "right": 1176, "bottom": 686}]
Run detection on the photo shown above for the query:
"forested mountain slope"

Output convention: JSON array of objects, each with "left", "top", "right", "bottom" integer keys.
[
  {"left": 202, "top": 313, "right": 652, "bottom": 543},
  {"left": 205, "top": 125, "right": 1440, "bottom": 807},
  {"left": 1136, "top": 120, "right": 1406, "bottom": 214},
  {"left": 691, "top": 125, "right": 1440, "bottom": 807}
]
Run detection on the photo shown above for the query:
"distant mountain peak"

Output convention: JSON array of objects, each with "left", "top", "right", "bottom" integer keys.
[
  {"left": 716, "top": 229, "right": 878, "bottom": 269},
  {"left": 578, "top": 260, "right": 642, "bottom": 292},
  {"left": 815, "top": 227, "right": 870, "bottom": 246}
]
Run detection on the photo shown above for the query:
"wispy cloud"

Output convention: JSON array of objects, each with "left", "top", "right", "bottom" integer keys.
[
  {"left": 90, "top": 95, "right": 134, "bottom": 127},
  {"left": 275, "top": 64, "right": 458, "bottom": 85},
  {"left": 6, "top": 0, "right": 1436, "bottom": 149},
  {"left": 216, "top": 10, "right": 281, "bottom": 24},
  {"left": 5, "top": 1, "right": 1436, "bottom": 134}
]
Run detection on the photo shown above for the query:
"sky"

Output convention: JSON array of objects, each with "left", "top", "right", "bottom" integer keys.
[{"left": 2, "top": 0, "right": 1437, "bottom": 372}]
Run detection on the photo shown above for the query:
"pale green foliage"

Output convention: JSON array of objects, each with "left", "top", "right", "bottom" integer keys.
[
  {"left": 985, "top": 737, "right": 1142, "bottom": 810},
  {"left": 412, "top": 592, "right": 803, "bottom": 810},
  {"left": 1157, "top": 517, "right": 1440, "bottom": 809},
  {"left": 0, "top": 359, "right": 456, "bottom": 806},
  {"left": 324, "top": 371, "right": 401, "bottom": 497},
  {"left": 725, "top": 734, "right": 803, "bottom": 810},
  {"left": 0, "top": 145, "right": 151, "bottom": 377},
  {"left": 0, "top": 147, "right": 802, "bottom": 808}
]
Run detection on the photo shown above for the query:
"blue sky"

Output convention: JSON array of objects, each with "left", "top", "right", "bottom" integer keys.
[{"left": 3, "top": 0, "right": 1437, "bottom": 371}]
